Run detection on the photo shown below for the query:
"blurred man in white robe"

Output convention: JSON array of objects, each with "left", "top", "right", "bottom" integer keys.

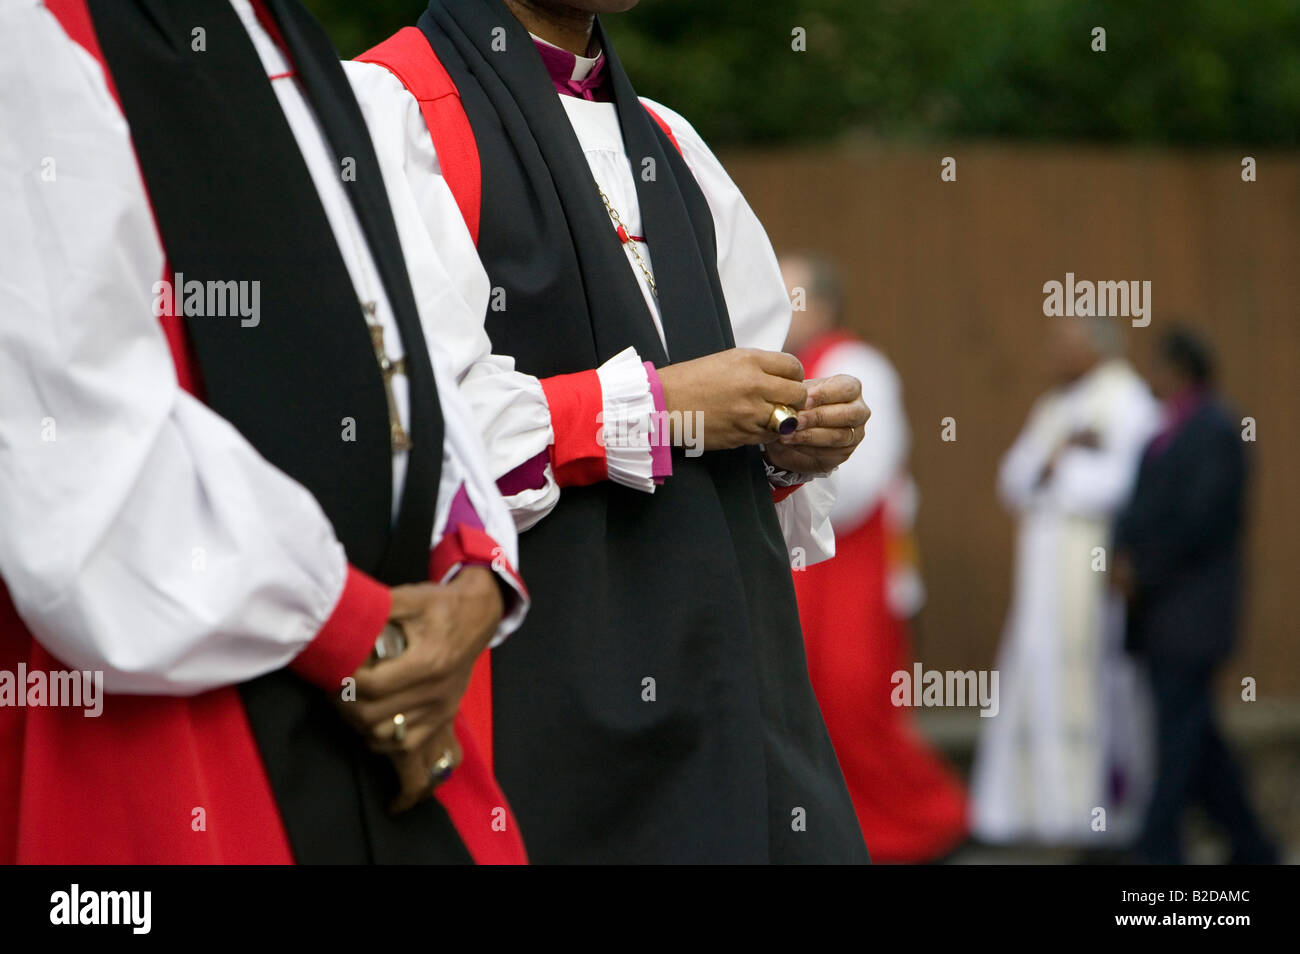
[{"left": 971, "top": 317, "right": 1159, "bottom": 846}]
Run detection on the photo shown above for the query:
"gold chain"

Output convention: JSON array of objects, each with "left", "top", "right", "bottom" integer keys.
[
  {"left": 342, "top": 199, "right": 410, "bottom": 453},
  {"left": 596, "top": 185, "right": 657, "bottom": 299}
]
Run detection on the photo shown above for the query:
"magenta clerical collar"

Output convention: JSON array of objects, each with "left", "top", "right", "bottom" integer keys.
[{"left": 531, "top": 35, "right": 612, "bottom": 102}]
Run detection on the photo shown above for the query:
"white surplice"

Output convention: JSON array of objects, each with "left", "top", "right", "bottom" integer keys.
[
  {"left": 345, "top": 59, "right": 838, "bottom": 563},
  {"left": 970, "top": 358, "right": 1160, "bottom": 844},
  {"left": 803, "top": 337, "right": 924, "bottom": 616},
  {"left": 0, "top": 0, "right": 526, "bottom": 695}
]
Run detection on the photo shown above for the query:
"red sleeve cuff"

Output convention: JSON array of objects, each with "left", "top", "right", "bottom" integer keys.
[
  {"left": 290, "top": 565, "right": 390, "bottom": 690},
  {"left": 770, "top": 484, "right": 801, "bottom": 504},
  {"left": 430, "top": 525, "right": 528, "bottom": 605},
  {"left": 540, "top": 368, "right": 608, "bottom": 488}
]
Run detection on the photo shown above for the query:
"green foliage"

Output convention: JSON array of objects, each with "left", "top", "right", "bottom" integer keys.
[
  {"left": 307, "top": 0, "right": 1300, "bottom": 147},
  {"left": 305, "top": 0, "right": 413, "bottom": 59}
]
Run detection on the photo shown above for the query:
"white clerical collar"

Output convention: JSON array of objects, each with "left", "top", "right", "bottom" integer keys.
[{"left": 531, "top": 32, "right": 602, "bottom": 83}]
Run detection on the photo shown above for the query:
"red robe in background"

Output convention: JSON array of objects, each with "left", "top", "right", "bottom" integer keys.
[{"left": 794, "top": 331, "right": 969, "bottom": 863}]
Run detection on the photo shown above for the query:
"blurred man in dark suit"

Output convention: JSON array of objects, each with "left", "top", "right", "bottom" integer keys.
[{"left": 1114, "top": 327, "right": 1278, "bottom": 864}]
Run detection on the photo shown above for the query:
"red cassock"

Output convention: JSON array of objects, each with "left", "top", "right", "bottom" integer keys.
[
  {"left": 0, "top": 0, "right": 524, "bottom": 866},
  {"left": 793, "top": 333, "right": 968, "bottom": 863}
]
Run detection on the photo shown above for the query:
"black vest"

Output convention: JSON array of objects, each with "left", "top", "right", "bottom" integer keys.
[{"left": 88, "top": 0, "right": 469, "bottom": 863}]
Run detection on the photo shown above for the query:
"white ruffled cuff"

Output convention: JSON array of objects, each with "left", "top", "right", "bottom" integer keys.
[{"left": 596, "top": 346, "right": 657, "bottom": 493}]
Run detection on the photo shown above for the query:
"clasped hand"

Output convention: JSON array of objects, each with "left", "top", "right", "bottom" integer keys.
[
  {"left": 656, "top": 347, "right": 870, "bottom": 471},
  {"left": 334, "top": 567, "right": 503, "bottom": 813}
]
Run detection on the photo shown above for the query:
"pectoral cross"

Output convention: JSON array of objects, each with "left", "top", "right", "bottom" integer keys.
[{"left": 363, "top": 301, "right": 411, "bottom": 453}]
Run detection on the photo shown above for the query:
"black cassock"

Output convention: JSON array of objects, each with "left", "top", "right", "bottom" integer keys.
[{"left": 419, "top": 0, "right": 868, "bottom": 863}]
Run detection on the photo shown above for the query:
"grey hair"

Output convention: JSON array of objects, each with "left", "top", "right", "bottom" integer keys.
[
  {"left": 1076, "top": 315, "right": 1125, "bottom": 356},
  {"left": 784, "top": 250, "right": 843, "bottom": 323}
]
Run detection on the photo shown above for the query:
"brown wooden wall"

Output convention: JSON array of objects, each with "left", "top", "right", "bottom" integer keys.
[{"left": 722, "top": 143, "right": 1300, "bottom": 695}]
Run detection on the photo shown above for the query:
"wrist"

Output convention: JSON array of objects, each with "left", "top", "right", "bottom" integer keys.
[
  {"left": 451, "top": 566, "right": 505, "bottom": 639},
  {"left": 762, "top": 455, "right": 817, "bottom": 486},
  {"left": 292, "top": 565, "right": 391, "bottom": 690},
  {"left": 655, "top": 364, "right": 685, "bottom": 445},
  {"left": 762, "top": 445, "right": 831, "bottom": 482}
]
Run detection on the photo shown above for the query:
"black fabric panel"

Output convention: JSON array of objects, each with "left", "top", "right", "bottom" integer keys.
[
  {"left": 87, "top": 0, "right": 466, "bottom": 864},
  {"left": 264, "top": 0, "right": 445, "bottom": 584}
]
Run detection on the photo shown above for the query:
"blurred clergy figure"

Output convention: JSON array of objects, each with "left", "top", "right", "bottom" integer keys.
[
  {"left": 781, "top": 253, "right": 969, "bottom": 863},
  {"left": 972, "top": 317, "right": 1159, "bottom": 845}
]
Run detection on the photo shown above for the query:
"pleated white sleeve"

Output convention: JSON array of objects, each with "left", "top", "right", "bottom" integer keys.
[
  {"left": 0, "top": 6, "right": 359, "bottom": 695},
  {"left": 424, "top": 328, "right": 529, "bottom": 644},
  {"left": 347, "top": 60, "right": 666, "bottom": 533}
]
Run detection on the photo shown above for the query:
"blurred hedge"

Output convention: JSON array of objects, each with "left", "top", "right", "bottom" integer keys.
[{"left": 307, "top": 0, "right": 1300, "bottom": 148}]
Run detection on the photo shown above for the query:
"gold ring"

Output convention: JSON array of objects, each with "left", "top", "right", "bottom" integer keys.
[
  {"left": 391, "top": 712, "right": 407, "bottom": 743},
  {"left": 768, "top": 404, "right": 798, "bottom": 435}
]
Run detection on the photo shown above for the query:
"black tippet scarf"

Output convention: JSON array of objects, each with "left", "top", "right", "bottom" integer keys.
[
  {"left": 425, "top": 3, "right": 732, "bottom": 372},
  {"left": 87, "top": 0, "right": 469, "bottom": 863},
  {"left": 417, "top": 0, "right": 868, "bottom": 863}
]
